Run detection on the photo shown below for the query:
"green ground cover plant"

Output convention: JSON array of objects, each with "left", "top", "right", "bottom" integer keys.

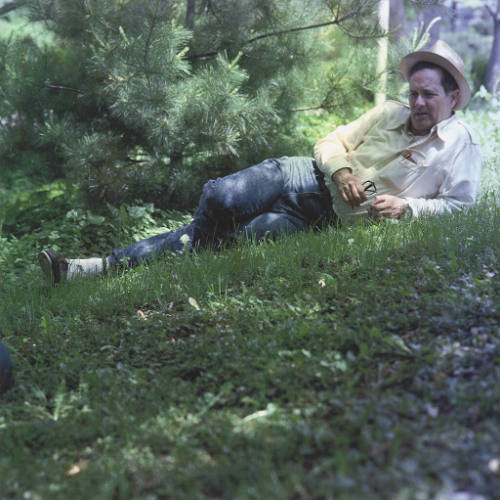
[
  {"left": 1, "top": 104, "right": 499, "bottom": 498},
  {"left": 1, "top": 202, "right": 499, "bottom": 499}
]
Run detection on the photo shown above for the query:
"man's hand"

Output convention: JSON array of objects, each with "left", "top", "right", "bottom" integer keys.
[
  {"left": 332, "top": 168, "right": 367, "bottom": 207},
  {"left": 369, "top": 195, "right": 408, "bottom": 220}
]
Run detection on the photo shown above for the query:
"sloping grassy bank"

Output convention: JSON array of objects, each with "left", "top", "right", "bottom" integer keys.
[{"left": 1, "top": 200, "right": 499, "bottom": 499}]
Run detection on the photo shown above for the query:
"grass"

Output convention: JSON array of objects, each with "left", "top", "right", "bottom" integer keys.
[
  {"left": 1, "top": 100, "right": 500, "bottom": 498},
  {"left": 1, "top": 199, "right": 500, "bottom": 499}
]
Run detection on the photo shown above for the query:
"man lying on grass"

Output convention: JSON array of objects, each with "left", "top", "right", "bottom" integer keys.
[{"left": 39, "top": 40, "right": 482, "bottom": 283}]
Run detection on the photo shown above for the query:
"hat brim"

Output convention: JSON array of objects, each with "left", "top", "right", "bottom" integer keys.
[{"left": 400, "top": 51, "right": 471, "bottom": 110}]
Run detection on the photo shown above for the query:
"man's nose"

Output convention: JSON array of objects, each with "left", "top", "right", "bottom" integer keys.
[{"left": 414, "top": 94, "right": 425, "bottom": 107}]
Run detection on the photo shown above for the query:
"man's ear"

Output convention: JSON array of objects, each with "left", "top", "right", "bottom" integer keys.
[{"left": 450, "top": 88, "right": 460, "bottom": 109}]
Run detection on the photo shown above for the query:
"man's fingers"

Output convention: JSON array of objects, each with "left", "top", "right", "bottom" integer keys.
[
  {"left": 340, "top": 189, "right": 351, "bottom": 205},
  {"left": 371, "top": 196, "right": 386, "bottom": 206},
  {"left": 369, "top": 197, "right": 390, "bottom": 218},
  {"left": 369, "top": 195, "right": 405, "bottom": 219},
  {"left": 346, "top": 181, "right": 366, "bottom": 206},
  {"left": 333, "top": 173, "right": 366, "bottom": 207},
  {"left": 339, "top": 184, "right": 356, "bottom": 206},
  {"left": 350, "top": 182, "right": 367, "bottom": 202},
  {"left": 370, "top": 198, "right": 384, "bottom": 212},
  {"left": 346, "top": 184, "right": 358, "bottom": 206}
]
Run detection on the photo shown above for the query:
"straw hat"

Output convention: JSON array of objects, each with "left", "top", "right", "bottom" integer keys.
[{"left": 400, "top": 40, "right": 471, "bottom": 110}]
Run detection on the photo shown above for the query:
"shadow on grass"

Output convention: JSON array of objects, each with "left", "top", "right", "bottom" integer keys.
[{"left": 1, "top": 201, "right": 499, "bottom": 498}]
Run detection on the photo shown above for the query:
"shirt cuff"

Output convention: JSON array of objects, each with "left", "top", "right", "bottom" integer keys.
[
  {"left": 404, "top": 198, "right": 417, "bottom": 218},
  {"left": 319, "top": 157, "right": 353, "bottom": 179}
]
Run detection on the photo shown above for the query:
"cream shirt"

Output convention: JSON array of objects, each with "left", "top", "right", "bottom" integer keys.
[{"left": 314, "top": 100, "right": 482, "bottom": 222}]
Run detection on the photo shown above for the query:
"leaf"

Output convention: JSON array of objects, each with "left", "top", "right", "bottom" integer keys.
[
  {"left": 66, "top": 459, "right": 90, "bottom": 476},
  {"left": 242, "top": 403, "right": 277, "bottom": 423},
  {"left": 118, "top": 26, "right": 130, "bottom": 46},
  {"left": 386, "top": 334, "right": 413, "bottom": 355},
  {"left": 488, "top": 458, "right": 500, "bottom": 474},
  {"left": 188, "top": 297, "right": 200, "bottom": 311}
]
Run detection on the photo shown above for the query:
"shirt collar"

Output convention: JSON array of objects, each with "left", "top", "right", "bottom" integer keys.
[
  {"left": 387, "top": 110, "right": 458, "bottom": 142},
  {"left": 434, "top": 113, "right": 458, "bottom": 142},
  {"left": 386, "top": 105, "right": 410, "bottom": 131}
]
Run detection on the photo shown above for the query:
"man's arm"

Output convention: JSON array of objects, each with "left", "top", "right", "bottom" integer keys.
[
  {"left": 403, "top": 141, "right": 482, "bottom": 217},
  {"left": 368, "top": 140, "right": 482, "bottom": 219},
  {"left": 331, "top": 168, "right": 367, "bottom": 207},
  {"left": 314, "top": 104, "right": 385, "bottom": 181}
]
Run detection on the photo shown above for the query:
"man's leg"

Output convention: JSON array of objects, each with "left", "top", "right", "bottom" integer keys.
[
  {"left": 39, "top": 157, "right": 290, "bottom": 282},
  {"left": 238, "top": 156, "right": 334, "bottom": 240},
  {"left": 190, "top": 157, "right": 292, "bottom": 247},
  {"left": 108, "top": 157, "right": 332, "bottom": 263},
  {"left": 39, "top": 156, "right": 335, "bottom": 282},
  {"left": 107, "top": 223, "right": 195, "bottom": 268},
  {"left": 38, "top": 250, "right": 110, "bottom": 283},
  {"left": 108, "top": 157, "right": 289, "bottom": 265}
]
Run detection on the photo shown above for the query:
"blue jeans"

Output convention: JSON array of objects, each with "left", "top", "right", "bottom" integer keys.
[{"left": 109, "top": 156, "right": 335, "bottom": 267}]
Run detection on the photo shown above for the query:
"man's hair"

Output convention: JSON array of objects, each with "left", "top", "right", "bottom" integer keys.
[{"left": 409, "top": 61, "right": 458, "bottom": 94}]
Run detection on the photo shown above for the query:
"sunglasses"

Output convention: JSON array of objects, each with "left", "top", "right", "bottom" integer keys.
[{"left": 362, "top": 180, "right": 377, "bottom": 194}]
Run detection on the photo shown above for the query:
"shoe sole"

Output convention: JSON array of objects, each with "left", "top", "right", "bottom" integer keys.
[{"left": 38, "top": 251, "right": 56, "bottom": 283}]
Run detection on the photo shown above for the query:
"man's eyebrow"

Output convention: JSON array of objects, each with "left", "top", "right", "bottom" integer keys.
[{"left": 409, "top": 88, "right": 438, "bottom": 93}]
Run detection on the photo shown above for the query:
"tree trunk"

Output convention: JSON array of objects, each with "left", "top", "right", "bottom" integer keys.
[
  {"left": 389, "top": 0, "right": 405, "bottom": 42},
  {"left": 485, "top": 0, "right": 500, "bottom": 93},
  {"left": 0, "top": 1, "right": 25, "bottom": 17},
  {"left": 375, "top": 0, "right": 390, "bottom": 106},
  {"left": 450, "top": 1, "right": 457, "bottom": 32},
  {"left": 186, "top": 0, "right": 196, "bottom": 29}
]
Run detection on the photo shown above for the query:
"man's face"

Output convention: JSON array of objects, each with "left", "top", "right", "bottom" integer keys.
[{"left": 408, "top": 68, "right": 459, "bottom": 135}]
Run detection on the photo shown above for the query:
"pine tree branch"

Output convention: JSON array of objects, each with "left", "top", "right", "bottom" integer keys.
[
  {"left": 337, "top": 24, "right": 384, "bottom": 40},
  {"left": 186, "top": 0, "right": 195, "bottom": 29},
  {"left": 484, "top": 2, "right": 495, "bottom": 19},
  {"left": 242, "top": 11, "right": 362, "bottom": 45},
  {"left": 144, "top": 0, "right": 161, "bottom": 91},
  {"left": 293, "top": 68, "right": 383, "bottom": 113},
  {"left": 484, "top": 0, "right": 500, "bottom": 20},
  {"left": 44, "top": 84, "right": 84, "bottom": 95},
  {"left": 291, "top": 105, "right": 324, "bottom": 112},
  {"left": 205, "top": 0, "right": 223, "bottom": 25},
  {"left": 189, "top": 6, "right": 365, "bottom": 61},
  {"left": 0, "top": 1, "right": 25, "bottom": 17}
]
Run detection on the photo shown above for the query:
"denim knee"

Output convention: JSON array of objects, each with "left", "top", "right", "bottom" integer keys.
[{"left": 200, "top": 177, "right": 239, "bottom": 218}]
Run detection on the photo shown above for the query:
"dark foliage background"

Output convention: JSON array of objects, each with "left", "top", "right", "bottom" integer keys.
[{"left": 0, "top": 0, "right": 383, "bottom": 217}]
